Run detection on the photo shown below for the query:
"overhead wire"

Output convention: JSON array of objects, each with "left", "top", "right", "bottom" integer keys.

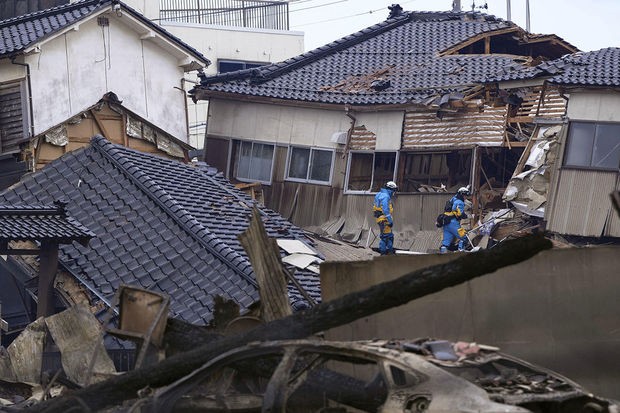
[{"left": 291, "top": 0, "right": 417, "bottom": 28}]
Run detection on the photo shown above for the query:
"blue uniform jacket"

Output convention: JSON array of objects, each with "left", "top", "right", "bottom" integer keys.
[{"left": 374, "top": 188, "right": 394, "bottom": 225}]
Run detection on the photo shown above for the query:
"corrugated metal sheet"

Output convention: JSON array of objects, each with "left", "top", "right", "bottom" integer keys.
[
  {"left": 349, "top": 125, "right": 376, "bottom": 150},
  {"left": 604, "top": 176, "right": 620, "bottom": 237},
  {"left": 514, "top": 86, "right": 566, "bottom": 119},
  {"left": 547, "top": 169, "right": 618, "bottom": 236},
  {"left": 402, "top": 107, "right": 506, "bottom": 149},
  {"left": 0, "top": 84, "right": 27, "bottom": 154}
]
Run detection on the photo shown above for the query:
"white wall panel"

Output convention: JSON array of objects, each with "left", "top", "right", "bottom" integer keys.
[
  {"left": 567, "top": 92, "right": 620, "bottom": 122},
  {"left": 208, "top": 100, "right": 351, "bottom": 148},
  {"left": 106, "top": 18, "right": 147, "bottom": 118},
  {"left": 0, "top": 61, "right": 25, "bottom": 83},
  {"left": 65, "top": 18, "right": 108, "bottom": 116},
  {"left": 27, "top": 39, "right": 71, "bottom": 134},
  {"left": 142, "top": 39, "right": 188, "bottom": 139},
  {"left": 355, "top": 111, "right": 403, "bottom": 150}
]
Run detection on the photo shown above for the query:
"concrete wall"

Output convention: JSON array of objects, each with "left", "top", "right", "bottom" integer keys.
[
  {"left": 320, "top": 246, "right": 620, "bottom": 399},
  {"left": 4, "top": 10, "right": 194, "bottom": 142}
]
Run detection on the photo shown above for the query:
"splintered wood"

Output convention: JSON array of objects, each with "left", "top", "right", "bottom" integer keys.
[{"left": 238, "top": 208, "right": 292, "bottom": 322}]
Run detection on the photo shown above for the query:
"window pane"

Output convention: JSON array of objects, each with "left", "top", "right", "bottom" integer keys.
[
  {"left": 288, "top": 147, "right": 310, "bottom": 179},
  {"left": 236, "top": 141, "right": 252, "bottom": 179},
  {"left": 371, "top": 153, "right": 396, "bottom": 192},
  {"left": 309, "top": 149, "right": 332, "bottom": 182},
  {"left": 251, "top": 143, "right": 274, "bottom": 182},
  {"left": 592, "top": 124, "right": 620, "bottom": 169},
  {"left": 348, "top": 153, "right": 373, "bottom": 191},
  {"left": 564, "top": 122, "right": 596, "bottom": 167}
]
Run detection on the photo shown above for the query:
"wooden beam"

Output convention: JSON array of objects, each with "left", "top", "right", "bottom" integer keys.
[
  {"left": 90, "top": 109, "right": 113, "bottom": 139},
  {"left": 37, "top": 242, "right": 59, "bottom": 318},
  {"left": 438, "top": 27, "right": 520, "bottom": 56},
  {"left": 484, "top": 36, "right": 491, "bottom": 54},
  {"left": 0, "top": 249, "right": 42, "bottom": 255}
]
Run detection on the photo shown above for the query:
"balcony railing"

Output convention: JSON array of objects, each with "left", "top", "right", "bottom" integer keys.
[{"left": 159, "top": 0, "right": 289, "bottom": 30}]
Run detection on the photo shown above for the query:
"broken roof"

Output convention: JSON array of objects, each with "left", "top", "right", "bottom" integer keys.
[
  {"left": 0, "top": 0, "right": 208, "bottom": 65},
  {"left": 191, "top": 9, "right": 576, "bottom": 106},
  {"left": 0, "top": 136, "right": 320, "bottom": 324},
  {"left": 491, "top": 48, "right": 620, "bottom": 87}
]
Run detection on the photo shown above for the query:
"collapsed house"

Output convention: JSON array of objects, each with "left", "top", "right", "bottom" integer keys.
[
  {"left": 189, "top": 5, "right": 578, "bottom": 251},
  {"left": 0, "top": 0, "right": 209, "bottom": 189},
  {"left": 0, "top": 136, "right": 321, "bottom": 343},
  {"left": 491, "top": 47, "right": 620, "bottom": 238}
]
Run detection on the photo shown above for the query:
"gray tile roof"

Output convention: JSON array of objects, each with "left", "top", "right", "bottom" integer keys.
[
  {"left": 192, "top": 10, "right": 564, "bottom": 105},
  {"left": 0, "top": 202, "right": 95, "bottom": 245},
  {"left": 0, "top": 136, "right": 320, "bottom": 324},
  {"left": 546, "top": 48, "right": 620, "bottom": 87},
  {"left": 490, "top": 48, "right": 620, "bottom": 87},
  {"left": 0, "top": 0, "right": 208, "bottom": 63}
]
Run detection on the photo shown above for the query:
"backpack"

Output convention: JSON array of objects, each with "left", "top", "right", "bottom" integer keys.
[{"left": 436, "top": 198, "right": 454, "bottom": 228}]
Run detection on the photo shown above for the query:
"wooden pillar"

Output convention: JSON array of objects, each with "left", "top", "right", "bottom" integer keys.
[{"left": 37, "top": 241, "right": 59, "bottom": 318}]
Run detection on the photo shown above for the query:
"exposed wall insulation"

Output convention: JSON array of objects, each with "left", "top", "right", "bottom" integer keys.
[
  {"left": 403, "top": 106, "right": 506, "bottom": 149},
  {"left": 513, "top": 86, "right": 566, "bottom": 119},
  {"left": 348, "top": 126, "right": 376, "bottom": 150}
]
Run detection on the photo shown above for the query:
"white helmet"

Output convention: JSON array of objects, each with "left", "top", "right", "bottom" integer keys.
[
  {"left": 386, "top": 181, "right": 398, "bottom": 190},
  {"left": 458, "top": 186, "right": 470, "bottom": 195}
]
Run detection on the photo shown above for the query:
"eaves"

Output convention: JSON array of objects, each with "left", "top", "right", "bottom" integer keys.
[{"left": 195, "top": 90, "right": 429, "bottom": 112}]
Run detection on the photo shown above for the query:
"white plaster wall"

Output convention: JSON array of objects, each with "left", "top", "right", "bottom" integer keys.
[
  {"left": 23, "top": 11, "right": 190, "bottom": 140},
  {"left": 0, "top": 61, "right": 25, "bottom": 83},
  {"left": 26, "top": 36, "right": 72, "bottom": 133},
  {"left": 208, "top": 100, "right": 351, "bottom": 148},
  {"left": 160, "top": 23, "right": 304, "bottom": 75},
  {"left": 566, "top": 91, "right": 620, "bottom": 122},
  {"left": 354, "top": 111, "right": 404, "bottom": 150}
]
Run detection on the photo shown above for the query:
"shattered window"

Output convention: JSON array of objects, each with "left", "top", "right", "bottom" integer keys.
[
  {"left": 346, "top": 152, "right": 397, "bottom": 192},
  {"left": 565, "top": 121, "right": 620, "bottom": 170},
  {"left": 399, "top": 150, "right": 471, "bottom": 192},
  {"left": 286, "top": 146, "right": 333, "bottom": 184},
  {"left": 233, "top": 140, "right": 275, "bottom": 183}
]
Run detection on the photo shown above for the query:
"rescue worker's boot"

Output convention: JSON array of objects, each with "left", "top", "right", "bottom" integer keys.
[{"left": 439, "top": 246, "right": 448, "bottom": 254}]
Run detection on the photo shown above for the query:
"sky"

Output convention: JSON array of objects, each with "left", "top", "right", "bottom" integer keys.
[{"left": 288, "top": 0, "right": 620, "bottom": 53}]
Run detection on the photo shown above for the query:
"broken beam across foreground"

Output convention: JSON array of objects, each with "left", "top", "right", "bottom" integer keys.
[{"left": 24, "top": 234, "right": 552, "bottom": 413}]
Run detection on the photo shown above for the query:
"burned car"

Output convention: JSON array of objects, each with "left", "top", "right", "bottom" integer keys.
[{"left": 141, "top": 338, "right": 618, "bottom": 413}]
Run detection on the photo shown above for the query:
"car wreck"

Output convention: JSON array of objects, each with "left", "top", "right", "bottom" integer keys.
[{"left": 139, "top": 338, "right": 618, "bottom": 413}]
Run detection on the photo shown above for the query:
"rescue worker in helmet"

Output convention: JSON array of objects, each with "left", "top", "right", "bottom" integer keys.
[
  {"left": 373, "top": 181, "right": 397, "bottom": 255},
  {"left": 440, "top": 186, "right": 470, "bottom": 253}
]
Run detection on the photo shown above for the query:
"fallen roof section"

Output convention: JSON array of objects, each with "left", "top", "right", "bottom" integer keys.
[{"left": 0, "top": 136, "right": 320, "bottom": 324}]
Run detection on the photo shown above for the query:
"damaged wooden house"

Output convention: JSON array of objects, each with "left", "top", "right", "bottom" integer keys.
[
  {"left": 0, "top": 0, "right": 209, "bottom": 189},
  {"left": 490, "top": 47, "right": 620, "bottom": 239},
  {"left": 0, "top": 136, "right": 322, "bottom": 352},
  {"left": 189, "top": 4, "right": 577, "bottom": 251}
]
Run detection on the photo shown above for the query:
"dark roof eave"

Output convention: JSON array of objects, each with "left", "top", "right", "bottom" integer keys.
[{"left": 193, "top": 89, "right": 430, "bottom": 111}]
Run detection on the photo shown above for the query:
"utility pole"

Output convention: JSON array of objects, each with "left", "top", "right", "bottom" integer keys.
[
  {"left": 525, "top": 0, "right": 531, "bottom": 31},
  {"left": 506, "top": 0, "right": 511, "bottom": 21}
]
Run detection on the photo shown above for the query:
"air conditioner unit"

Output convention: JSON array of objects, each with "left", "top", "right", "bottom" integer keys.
[{"left": 331, "top": 131, "right": 348, "bottom": 145}]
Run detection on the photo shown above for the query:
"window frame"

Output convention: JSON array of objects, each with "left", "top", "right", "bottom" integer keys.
[
  {"left": 398, "top": 149, "right": 473, "bottom": 193},
  {"left": 344, "top": 150, "right": 399, "bottom": 194},
  {"left": 563, "top": 120, "right": 620, "bottom": 172},
  {"left": 284, "top": 145, "right": 335, "bottom": 185},
  {"left": 217, "top": 59, "right": 269, "bottom": 74},
  {"left": 231, "top": 139, "right": 276, "bottom": 185}
]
